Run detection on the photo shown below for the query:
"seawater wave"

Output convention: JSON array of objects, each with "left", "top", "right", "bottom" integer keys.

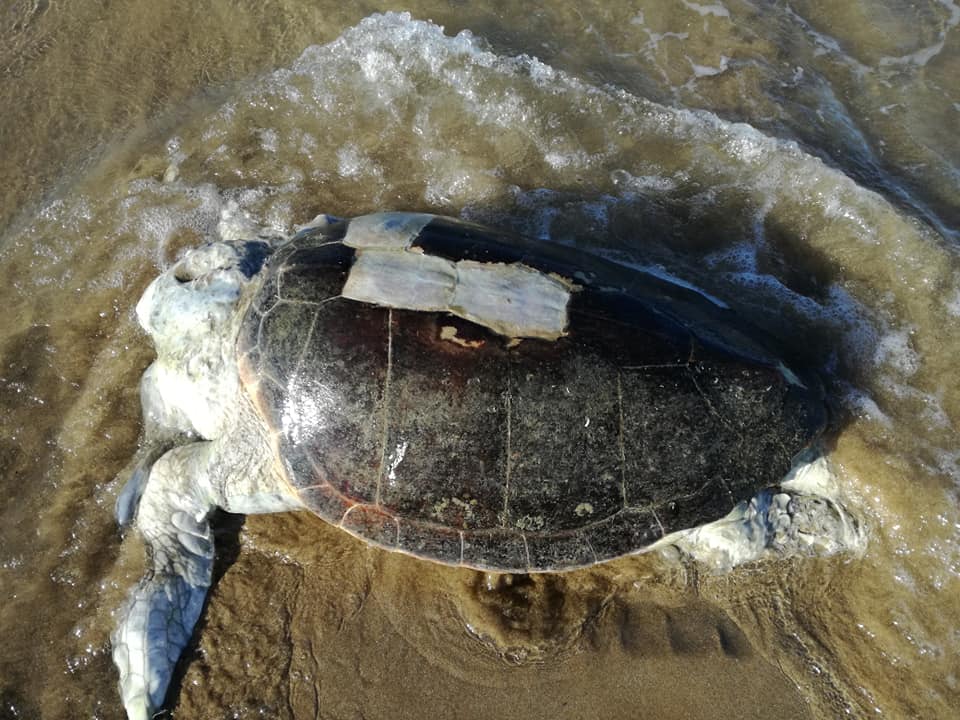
[{"left": 2, "top": 10, "right": 958, "bottom": 719}]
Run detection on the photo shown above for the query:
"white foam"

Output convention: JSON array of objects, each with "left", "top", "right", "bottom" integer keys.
[
  {"left": 703, "top": 242, "right": 757, "bottom": 272},
  {"left": 217, "top": 199, "right": 263, "bottom": 242},
  {"left": 163, "top": 137, "right": 186, "bottom": 183},
  {"left": 642, "top": 30, "right": 690, "bottom": 51},
  {"left": 116, "top": 180, "right": 224, "bottom": 267},
  {"left": 933, "top": 448, "right": 960, "bottom": 486},
  {"left": 610, "top": 169, "right": 678, "bottom": 193},
  {"left": 258, "top": 128, "right": 279, "bottom": 153},
  {"left": 873, "top": 327, "right": 921, "bottom": 377},
  {"left": 879, "top": 0, "right": 958, "bottom": 67},
  {"left": 337, "top": 143, "right": 379, "bottom": 179},
  {"left": 840, "top": 384, "right": 893, "bottom": 428},
  {"left": 681, "top": 1, "right": 730, "bottom": 18},
  {"left": 688, "top": 55, "right": 729, "bottom": 78},
  {"left": 946, "top": 286, "right": 960, "bottom": 317},
  {"left": 784, "top": 5, "right": 872, "bottom": 75}
]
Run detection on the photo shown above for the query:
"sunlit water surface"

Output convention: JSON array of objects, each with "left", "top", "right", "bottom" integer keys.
[{"left": 1, "top": 2, "right": 958, "bottom": 719}]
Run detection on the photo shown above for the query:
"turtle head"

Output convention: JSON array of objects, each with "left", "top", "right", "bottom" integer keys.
[
  {"left": 137, "top": 240, "right": 271, "bottom": 342},
  {"left": 135, "top": 240, "right": 272, "bottom": 438}
]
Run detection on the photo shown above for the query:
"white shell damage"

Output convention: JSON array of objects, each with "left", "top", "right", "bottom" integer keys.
[{"left": 340, "top": 212, "right": 575, "bottom": 340}]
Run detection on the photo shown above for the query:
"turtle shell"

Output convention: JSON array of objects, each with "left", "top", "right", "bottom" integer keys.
[{"left": 236, "top": 214, "right": 825, "bottom": 572}]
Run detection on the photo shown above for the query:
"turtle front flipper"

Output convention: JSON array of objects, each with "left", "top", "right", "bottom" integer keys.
[
  {"left": 112, "top": 441, "right": 218, "bottom": 720},
  {"left": 114, "top": 441, "right": 182, "bottom": 528},
  {"left": 116, "top": 361, "right": 199, "bottom": 528}
]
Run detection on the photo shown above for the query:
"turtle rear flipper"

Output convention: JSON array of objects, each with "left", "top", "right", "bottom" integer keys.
[
  {"left": 112, "top": 441, "right": 217, "bottom": 720},
  {"left": 112, "top": 438, "right": 301, "bottom": 720}
]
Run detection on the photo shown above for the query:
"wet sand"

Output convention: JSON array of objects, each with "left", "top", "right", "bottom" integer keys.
[{"left": 172, "top": 514, "right": 813, "bottom": 720}]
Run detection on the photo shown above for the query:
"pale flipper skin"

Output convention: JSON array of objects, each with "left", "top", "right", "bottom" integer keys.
[{"left": 112, "top": 441, "right": 216, "bottom": 719}]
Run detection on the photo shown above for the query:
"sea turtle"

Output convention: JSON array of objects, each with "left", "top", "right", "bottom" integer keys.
[{"left": 112, "top": 212, "right": 827, "bottom": 719}]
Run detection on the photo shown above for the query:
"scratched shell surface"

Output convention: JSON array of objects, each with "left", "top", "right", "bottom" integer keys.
[{"left": 236, "top": 218, "right": 824, "bottom": 572}]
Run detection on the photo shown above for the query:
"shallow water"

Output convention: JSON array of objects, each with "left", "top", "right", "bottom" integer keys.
[{"left": 1, "top": 2, "right": 958, "bottom": 719}]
